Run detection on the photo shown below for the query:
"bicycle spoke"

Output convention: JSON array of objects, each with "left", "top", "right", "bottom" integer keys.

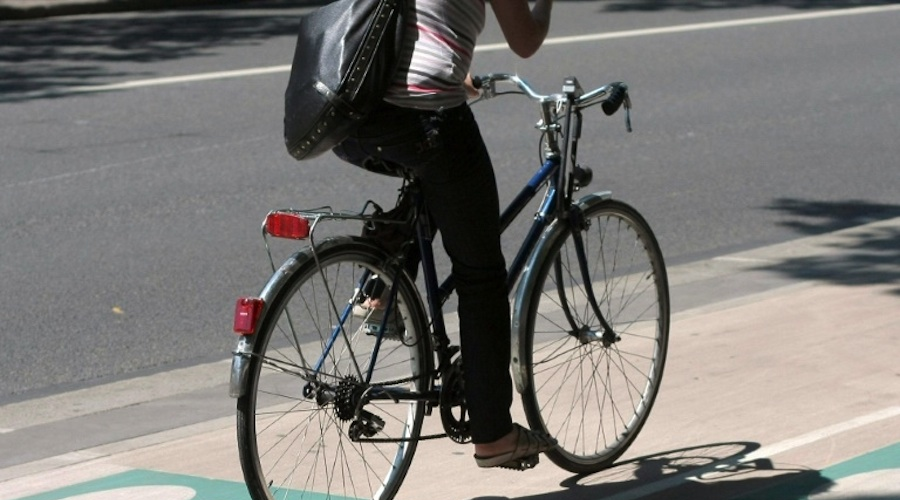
[
  {"left": 518, "top": 200, "right": 669, "bottom": 473},
  {"left": 237, "top": 242, "right": 431, "bottom": 500}
]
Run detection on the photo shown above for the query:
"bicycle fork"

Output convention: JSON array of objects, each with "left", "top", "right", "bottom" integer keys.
[{"left": 565, "top": 204, "right": 619, "bottom": 347}]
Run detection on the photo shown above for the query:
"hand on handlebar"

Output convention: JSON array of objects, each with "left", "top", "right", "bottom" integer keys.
[{"left": 464, "top": 74, "right": 481, "bottom": 99}]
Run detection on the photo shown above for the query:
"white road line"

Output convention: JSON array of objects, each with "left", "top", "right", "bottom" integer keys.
[
  {"left": 602, "top": 406, "right": 900, "bottom": 500},
  {"left": 61, "top": 65, "right": 291, "bottom": 94},
  {"left": 20, "top": 4, "right": 900, "bottom": 99},
  {"left": 741, "top": 406, "right": 900, "bottom": 463},
  {"left": 479, "top": 4, "right": 900, "bottom": 51}
]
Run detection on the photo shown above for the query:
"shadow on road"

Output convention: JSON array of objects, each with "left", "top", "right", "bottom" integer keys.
[
  {"left": 472, "top": 441, "right": 836, "bottom": 500},
  {"left": 0, "top": 4, "right": 308, "bottom": 100},
  {"left": 4, "top": 0, "right": 897, "bottom": 101},
  {"left": 759, "top": 198, "right": 900, "bottom": 294}
]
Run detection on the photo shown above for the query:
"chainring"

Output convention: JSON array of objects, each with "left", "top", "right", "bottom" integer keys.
[{"left": 439, "top": 356, "right": 471, "bottom": 443}]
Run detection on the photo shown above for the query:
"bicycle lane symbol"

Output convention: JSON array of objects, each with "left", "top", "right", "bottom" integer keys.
[
  {"left": 11, "top": 443, "right": 900, "bottom": 500},
  {"left": 10, "top": 469, "right": 251, "bottom": 500}
]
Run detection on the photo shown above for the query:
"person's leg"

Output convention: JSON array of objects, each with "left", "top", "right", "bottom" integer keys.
[
  {"left": 412, "top": 106, "right": 556, "bottom": 466},
  {"left": 336, "top": 103, "right": 514, "bottom": 443},
  {"left": 409, "top": 105, "right": 514, "bottom": 445},
  {"left": 335, "top": 103, "right": 554, "bottom": 467}
]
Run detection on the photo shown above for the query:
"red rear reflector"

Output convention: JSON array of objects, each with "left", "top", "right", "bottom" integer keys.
[
  {"left": 234, "top": 297, "right": 264, "bottom": 335},
  {"left": 265, "top": 211, "right": 310, "bottom": 240}
]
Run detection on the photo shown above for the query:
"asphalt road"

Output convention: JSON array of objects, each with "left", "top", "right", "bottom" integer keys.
[{"left": 2, "top": 1, "right": 899, "bottom": 403}]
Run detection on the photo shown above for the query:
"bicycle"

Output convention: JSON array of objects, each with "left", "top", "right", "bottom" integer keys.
[{"left": 229, "top": 73, "right": 670, "bottom": 500}]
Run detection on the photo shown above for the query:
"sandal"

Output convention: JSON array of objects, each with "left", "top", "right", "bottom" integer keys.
[
  {"left": 353, "top": 302, "right": 405, "bottom": 341},
  {"left": 474, "top": 423, "right": 557, "bottom": 470},
  {"left": 353, "top": 276, "right": 405, "bottom": 341}
]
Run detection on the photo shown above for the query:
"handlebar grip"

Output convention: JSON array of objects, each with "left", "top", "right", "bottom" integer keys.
[
  {"left": 470, "top": 75, "right": 483, "bottom": 90},
  {"left": 601, "top": 82, "right": 628, "bottom": 116}
]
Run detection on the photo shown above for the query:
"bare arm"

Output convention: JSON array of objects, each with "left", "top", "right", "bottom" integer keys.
[{"left": 489, "top": 0, "right": 553, "bottom": 58}]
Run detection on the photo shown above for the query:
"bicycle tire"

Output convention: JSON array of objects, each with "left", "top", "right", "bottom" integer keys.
[
  {"left": 237, "top": 237, "right": 433, "bottom": 500},
  {"left": 514, "top": 197, "right": 670, "bottom": 474}
]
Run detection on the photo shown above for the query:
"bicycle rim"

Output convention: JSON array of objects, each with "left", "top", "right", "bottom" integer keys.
[
  {"left": 237, "top": 241, "right": 432, "bottom": 500},
  {"left": 519, "top": 199, "right": 669, "bottom": 474}
]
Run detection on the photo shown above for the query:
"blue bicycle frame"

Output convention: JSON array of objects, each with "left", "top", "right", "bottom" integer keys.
[{"left": 307, "top": 74, "right": 629, "bottom": 390}]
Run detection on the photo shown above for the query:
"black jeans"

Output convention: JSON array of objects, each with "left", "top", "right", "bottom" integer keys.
[{"left": 334, "top": 102, "right": 513, "bottom": 444}]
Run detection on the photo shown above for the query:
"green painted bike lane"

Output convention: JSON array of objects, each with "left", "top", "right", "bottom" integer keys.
[
  {"left": 14, "top": 442, "right": 900, "bottom": 500},
  {"left": 736, "top": 442, "right": 900, "bottom": 500}
]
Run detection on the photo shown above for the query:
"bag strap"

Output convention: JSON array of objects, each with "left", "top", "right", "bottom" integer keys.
[{"left": 314, "top": 81, "right": 363, "bottom": 120}]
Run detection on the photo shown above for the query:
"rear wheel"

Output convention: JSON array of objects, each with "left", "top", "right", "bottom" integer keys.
[
  {"left": 516, "top": 199, "right": 669, "bottom": 474},
  {"left": 237, "top": 239, "right": 432, "bottom": 500}
]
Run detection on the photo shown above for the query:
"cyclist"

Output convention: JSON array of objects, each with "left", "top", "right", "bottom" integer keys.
[{"left": 333, "top": 0, "right": 558, "bottom": 470}]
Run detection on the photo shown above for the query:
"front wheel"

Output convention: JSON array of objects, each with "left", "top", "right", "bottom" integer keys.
[
  {"left": 515, "top": 198, "right": 670, "bottom": 474},
  {"left": 236, "top": 238, "right": 433, "bottom": 500}
]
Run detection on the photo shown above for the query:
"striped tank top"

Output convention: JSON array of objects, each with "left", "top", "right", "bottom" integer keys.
[{"left": 384, "top": 0, "right": 486, "bottom": 110}]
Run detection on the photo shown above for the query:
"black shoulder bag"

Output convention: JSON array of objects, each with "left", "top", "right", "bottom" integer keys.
[{"left": 284, "top": 0, "right": 408, "bottom": 161}]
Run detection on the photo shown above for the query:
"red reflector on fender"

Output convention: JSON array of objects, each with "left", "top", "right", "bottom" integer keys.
[
  {"left": 234, "top": 297, "right": 264, "bottom": 335},
  {"left": 265, "top": 211, "right": 310, "bottom": 240}
]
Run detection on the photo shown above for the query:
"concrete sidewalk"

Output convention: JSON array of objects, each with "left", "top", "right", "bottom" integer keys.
[
  {"left": 2, "top": 282, "right": 898, "bottom": 499},
  {"left": 1, "top": 217, "right": 898, "bottom": 500}
]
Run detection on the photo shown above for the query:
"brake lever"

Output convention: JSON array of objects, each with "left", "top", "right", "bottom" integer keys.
[{"left": 467, "top": 75, "right": 494, "bottom": 106}]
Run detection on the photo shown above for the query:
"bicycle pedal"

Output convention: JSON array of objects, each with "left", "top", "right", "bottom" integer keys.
[{"left": 500, "top": 454, "right": 539, "bottom": 471}]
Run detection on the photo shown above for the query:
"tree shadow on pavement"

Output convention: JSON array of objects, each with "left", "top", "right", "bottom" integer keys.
[
  {"left": 757, "top": 198, "right": 900, "bottom": 295},
  {"left": 0, "top": 5, "right": 308, "bottom": 100},
  {"left": 4, "top": 0, "right": 897, "bottom": 101},
  {"left": 473, "top": 441, "right": 836, "bottom": 500}
]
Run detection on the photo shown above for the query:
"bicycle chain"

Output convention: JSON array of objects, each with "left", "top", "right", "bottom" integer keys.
[{"left": 245, "top": 352, "right": 462, "bottom": 443}]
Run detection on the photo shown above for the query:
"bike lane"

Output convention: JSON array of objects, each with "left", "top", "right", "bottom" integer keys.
[
  {"left": 9, "top": 442, "right": 900, "bottom": 500},
  {"left": 739, "top": 442, "right": 900, "bottom": 500},
  {"left": 3, "top": 218, "right": 900, "bottom": 500}
]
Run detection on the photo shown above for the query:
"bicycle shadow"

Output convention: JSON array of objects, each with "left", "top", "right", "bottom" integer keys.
[
  {"left": 756, "top": 198, "right": 900, "bottom": 295},
  {"left": 471, "top": 441, "right": 835, "bottom": 500}
]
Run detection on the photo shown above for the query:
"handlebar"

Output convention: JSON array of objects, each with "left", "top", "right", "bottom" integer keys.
[
  {"left": 471, "top": 73, "right": 629, "bottom": 113},
  {"left": 471, "top": 73, "right": 632, "bottom": 132}
]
